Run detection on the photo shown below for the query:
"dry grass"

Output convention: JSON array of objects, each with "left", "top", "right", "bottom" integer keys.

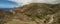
[
  {"left": 0, "top": 10, "right": 13, "bottom": 24},
  {"left": 0, "top": 3, "right": 60, "bottom": 24},
  {"left": 13, "top": 3, "right": 60, "bottom": 24}
]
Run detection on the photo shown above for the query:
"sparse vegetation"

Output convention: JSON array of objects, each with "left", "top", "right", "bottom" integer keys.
[
  {"left": 0, "top": 3, "right": 60, "bottom": 24},
  {"left": 0, "top": 10, "right": 13, "bottom": 24}
]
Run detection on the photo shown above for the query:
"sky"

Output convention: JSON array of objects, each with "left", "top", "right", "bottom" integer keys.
[
  {"left": 10, "top": 0, "right": 60, "bottom": 5},
  {"left": 0, "top": 0, "right": 60, "bottom": 8},
  {"left": 9, "top": 0, "right": 32, "bottom": 6},
  {"left": 0, "top": 0, "right": 19, "bottom": 8},
  {"left": 0, "top": 0, "right": 60, "bottom": 12}
]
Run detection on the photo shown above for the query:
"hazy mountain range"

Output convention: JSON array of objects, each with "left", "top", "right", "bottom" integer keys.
[{"left": 0, "top": 8, "right": 13, "bottom": 12}]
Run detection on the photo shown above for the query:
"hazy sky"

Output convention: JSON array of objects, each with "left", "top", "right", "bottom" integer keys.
[
  {"left": 0, "top": 0, "right": 19, "bottom": 8},
  {"left": 0, "top": 0, "right": 60, "bottom": 8},
  {"left": 10, "top": 0, "right": 60, "bottom": 5},
  {"left": 9, "top": 0, "right": 32, "bottom": 6},
  {"left": 0, "top": 0, "right": 60, "bottom": 12}
]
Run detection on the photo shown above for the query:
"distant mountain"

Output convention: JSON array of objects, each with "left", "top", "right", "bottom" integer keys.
[{"left": 0, "top": 8, "right": 13, "bottom": 12}]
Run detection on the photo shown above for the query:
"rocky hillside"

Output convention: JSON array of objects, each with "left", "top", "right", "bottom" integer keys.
[
  {"left": 13, "top": 3, "right": 60, "bottom": 24},
  {"left": 0, "top": 10, "right": 13, "bottom": 24},
  {"left": 0, "top": 3, "right": 60, "bottom": 24}
]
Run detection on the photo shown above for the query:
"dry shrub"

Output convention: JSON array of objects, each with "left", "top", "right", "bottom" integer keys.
[
  {"left": 1, "top": 3, "right": 60, "bottom": 24},
  {"left": 0, "top": 10, "right": 13, "bottom": 24}
]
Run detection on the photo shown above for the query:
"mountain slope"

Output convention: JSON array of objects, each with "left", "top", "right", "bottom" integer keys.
[
  {"left": 12, "top": 3, "right": 60, "bottom": 24},
  {"left": 0, "top": 3, "right": 60, "bottom": 24},
  {"left": 0, "top": 10, "right": 13, "bottom": 24}
]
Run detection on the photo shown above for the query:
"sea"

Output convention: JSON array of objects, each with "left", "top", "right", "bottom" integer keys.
[{"left": 0, "top": 8, "right": 13, "bottom": 12}]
